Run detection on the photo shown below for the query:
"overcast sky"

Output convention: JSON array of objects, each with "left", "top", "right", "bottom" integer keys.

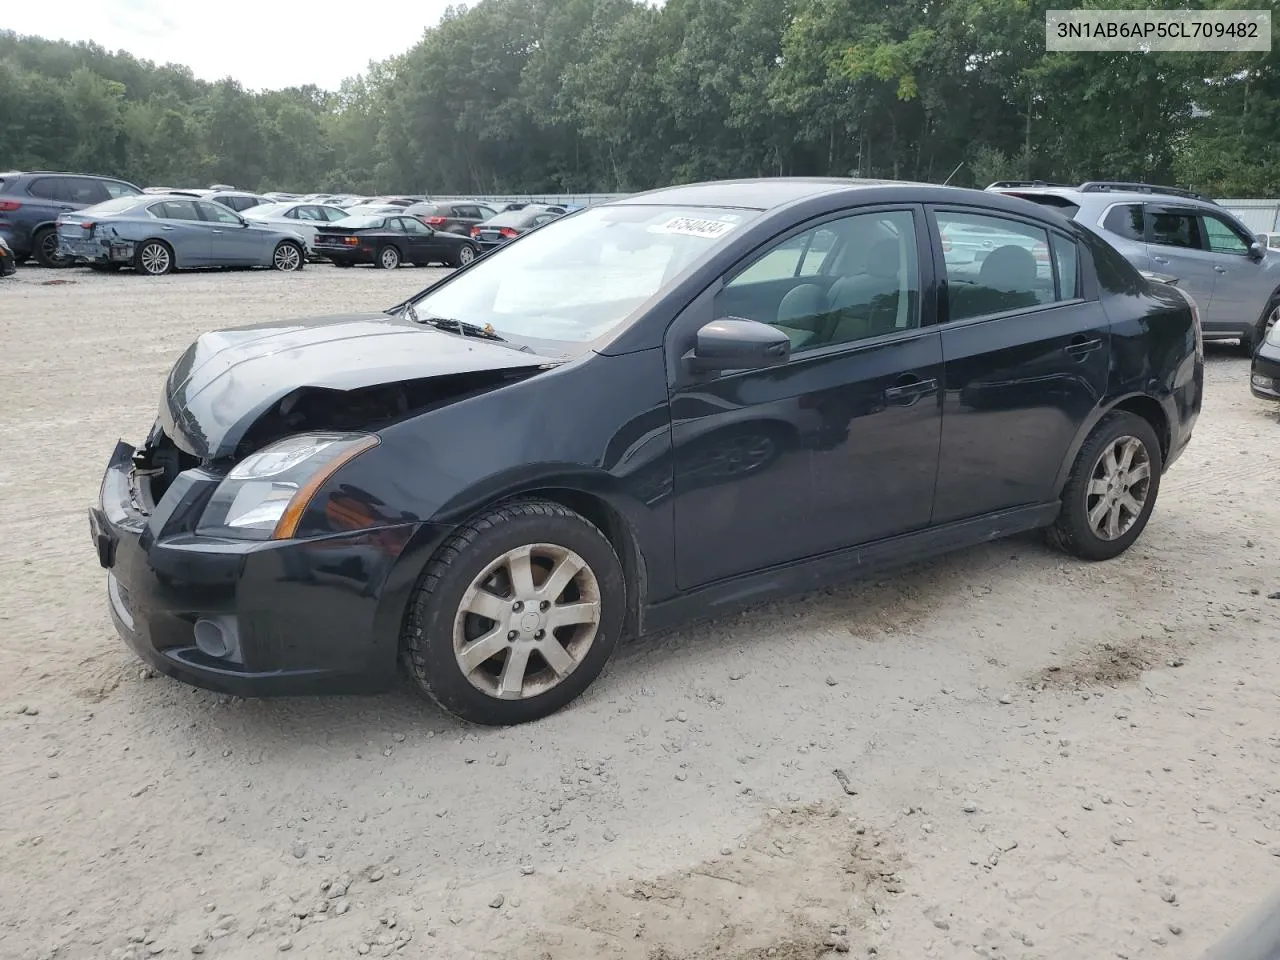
[{"left": 5, "top": 0, "right": 456, "bottom": 90}]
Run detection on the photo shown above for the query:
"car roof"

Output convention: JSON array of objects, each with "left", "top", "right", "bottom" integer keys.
[
  {"left": 987, "top": 181, "right": 1217, "bottom": 207},
  {"left": 613, "top": 177, "right": 914, "bottom": 210}
]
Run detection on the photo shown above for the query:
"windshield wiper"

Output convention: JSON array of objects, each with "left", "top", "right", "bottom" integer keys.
[{"left": 396, "top": 303, "right": 534, "bottom": 352}]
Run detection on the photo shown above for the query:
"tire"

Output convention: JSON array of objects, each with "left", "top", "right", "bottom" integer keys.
[
  {"left": 1046, "top": 411, "right": 1163, "bottom": 562},
  {"left": 375, "top": 245, "right": 401, "bottom": 270},
  {"left": 33, "top": 227, "right": 67, "bottom": 268},
  {"left": 454, "top": 244, "right": 477, "bottom": 268},
  {"left": 1250, "top": 297, "right": 1280, "bottom": 356},
  {"left": 134, "top": 240, "right": 174, "bottom": 276},
  {"left": 271, "top": 241, "right": 304, "bottom": 272},
  {"left": 403, "top": 500, "right": 626, "bottom": 725}
]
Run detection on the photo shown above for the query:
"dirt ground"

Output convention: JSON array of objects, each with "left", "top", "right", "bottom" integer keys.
[{"left": 1, "top": 264, "right": 1278, "bottom": 960}]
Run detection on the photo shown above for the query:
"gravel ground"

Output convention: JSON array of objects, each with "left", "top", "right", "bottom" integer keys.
[{"left": 2, "top": 264, "right": 1279, "bottom": 960}]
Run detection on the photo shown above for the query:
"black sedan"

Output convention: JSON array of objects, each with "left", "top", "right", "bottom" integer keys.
[
  {"left": 314, "top": 215, "right": 480, "bottom": 269},
  {"left": 90, "top": 178, "right": 1202, "bottom": 726},
  {"left": 1251, "top": 311, "right": 1280, "bottom": 400},
  {"left": 470, "top": 207, "right": 563, "bottom": 251}
]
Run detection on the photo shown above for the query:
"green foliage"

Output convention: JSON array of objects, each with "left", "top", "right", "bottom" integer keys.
[{"left": 0, "top": 0, "right": 1276, "bottom": 196}]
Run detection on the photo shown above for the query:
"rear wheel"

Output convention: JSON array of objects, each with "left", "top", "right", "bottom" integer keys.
[
  {"left": 1046, "top": 411, "right": 1163, "bottom": 561},
  {"left": 454, "top": 244, "right": 477, "bottom": 267},
  {"left": 376, "top": 245, "right": 401, "bottom": 270},
  {"left": 134, "top": 240, "right": 174, "bottom": 276},
  {"left": 403, "top": 500, "right": 625, "bottom": 725},
  {"left": 271, "top": 241, "right": 304, "bottom": 271},
  {"left": 33, "top": 227, "right": 66, "bottom": 268}
]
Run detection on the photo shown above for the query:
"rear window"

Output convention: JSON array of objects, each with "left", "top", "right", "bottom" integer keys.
[
  {"left": 1001, "top": 192, "right": 1081, "bottom": 219},
  {"left": 485, "top": 211, "right": 541, "bottom": 228},
  {"left": 332, "top": 216, "right": 385, "bottom": 229},
  {"left": 1102, "top": 204, "right": 1145, "bottom": 240}
]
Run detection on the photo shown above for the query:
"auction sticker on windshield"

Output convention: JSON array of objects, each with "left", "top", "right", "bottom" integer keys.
[{"left": 649, "top": 215, "right": 738, "bottom": 240}]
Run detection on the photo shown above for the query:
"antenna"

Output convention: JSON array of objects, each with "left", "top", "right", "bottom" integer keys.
[{"left": 941, "top": 162, "right": 964, "bottom": 186}]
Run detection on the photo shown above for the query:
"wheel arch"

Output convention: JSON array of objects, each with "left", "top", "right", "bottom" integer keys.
[
  {"left": 137, "top": 236, "right": 179, "bottom": 268},
  {"left": 1051, "top": 392, "right": 1171, "bottom": 497}
]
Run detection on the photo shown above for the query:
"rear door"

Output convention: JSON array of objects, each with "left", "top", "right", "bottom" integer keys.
[
  {"left": 1143, "top": 204, "right": 1218, "bottom": 318},
  {"left": 930, "top": 206, "right": 1110, "bottom": 523},
  {"left": 148, "top": 199, "right": 213, "bottom": 265},
  {"left": 59, "top": 178, "right": 111, "bottom": 208}
]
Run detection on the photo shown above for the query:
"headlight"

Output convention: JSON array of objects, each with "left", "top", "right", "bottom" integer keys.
[{"left": 197, "top": 432, "right": 379, "bottom": 540}]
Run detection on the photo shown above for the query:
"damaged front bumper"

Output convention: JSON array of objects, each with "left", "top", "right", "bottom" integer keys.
[{"left": 91, "top": 437, "right": 446, "bottom": 697}]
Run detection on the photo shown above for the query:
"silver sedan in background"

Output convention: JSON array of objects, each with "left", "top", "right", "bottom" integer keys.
[
  {"left": 55, "top": 195, "right": 309, "bottom": 276},
  {"left": 243, "top": 201, "right": 352, "bottom": 258}
]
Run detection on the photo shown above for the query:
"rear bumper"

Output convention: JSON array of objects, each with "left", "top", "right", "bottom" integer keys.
[
  {"left": 92, "top": 439, "right": 449, "bottom": 697},
  {"left": 58, "top": 234, "right": 134, "bottom": 264},
  {"left": 1251, "top": 347, "right": 1280, "bottom": 401}
]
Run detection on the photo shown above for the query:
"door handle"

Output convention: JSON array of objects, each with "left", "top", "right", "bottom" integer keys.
[
  {"left": 1214, "top": 265, "right": 1227, "bottom": 274},
  {"left": 1152, "top": 256, "right": 1170, "bottom": 264},
  {"left": 883, "top": 376, "right": 938, "bottom": 406},
  {"left": 1065, "top": 336, "right": 1102, "bottom": 360},
  {"left": 160, "top": 226, "right": 174, "bottom": 232},
  {"left": 211, "top": 229, "right": 223, "bottom": 234}
]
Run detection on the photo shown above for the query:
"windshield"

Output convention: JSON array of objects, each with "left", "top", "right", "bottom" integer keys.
[
  {"left": 333, "top": 215, "right": 386, "bottom": 229},
  {"left": 410, "top": 204, "right": 758, "bottom": 344}
]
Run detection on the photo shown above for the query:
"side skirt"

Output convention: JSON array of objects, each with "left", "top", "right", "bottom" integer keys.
[{"left": 641, "top": 502, "right": 1062, "bottom": 635}]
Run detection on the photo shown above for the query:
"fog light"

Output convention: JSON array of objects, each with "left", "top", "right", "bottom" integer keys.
[
  {"left": 1252, "top": 374, "right": 1273, "bottom": 389},
  {"left": 193, "top": 616, "right": 241, "bottom": 661}
]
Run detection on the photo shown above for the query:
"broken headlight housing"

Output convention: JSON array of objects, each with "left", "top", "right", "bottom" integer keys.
[{"left": 197, "top": 432, "right": 379, "bottom": 540}]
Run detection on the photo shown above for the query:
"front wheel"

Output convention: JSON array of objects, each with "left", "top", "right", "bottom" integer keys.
[
  {"left": 1251, "top": 299, "right": 1280, "bottom": 355},
  {"left": 271, "top": 241, "right": 304, "bottom": 271},
  {"left": 454, "top": 244, "right": 477, "bottom": 267},
  {"left": 376, "top": 245, "right": 401, "bottom": 270},
  {"left": 1046, "top": 411, "right": 1163, "bottom": 561},
  {"left": 403, "top": 500, "right": 626, "bottom": 725}
]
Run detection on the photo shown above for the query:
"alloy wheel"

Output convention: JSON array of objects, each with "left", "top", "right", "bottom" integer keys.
[
  {"left": 40, "top": 231, "right": 65, "bottom": 267},
  {"left": 139, "top": 243, "right": 170, "bottom": 275},
  {"left": 452, "top": 543, "right": 602, "bottom": 700},
  {"left": 1085, "top": 436, "right": 1151, "bottom": 541},
  {"left": 380, "top": 247, "right": 400, "bottom": 269},
  {"left": 273, "top": 243, "right": 302, "bottom": 271},
  {"left": 458, "top": 245, "right": 475, "bottom": 266}
]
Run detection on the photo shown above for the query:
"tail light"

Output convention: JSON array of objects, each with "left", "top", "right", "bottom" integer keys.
[
  {"left": 342, "top": 236, "right": 359, "bottom": 246},
  {"left": 0, "top": 200, "right": 21, "bottom": 212},
  {"left": 80, "top": 221, "right": 95, "bottom": 231},
  {"left": 470, "top": 226, "right": 481, "bottom": 237},
  {"left": 425, "top": 217, "right": 447, "bottom": 226},
  {"left": 499, "top": 227, "right": 519, "bottom": 239}
]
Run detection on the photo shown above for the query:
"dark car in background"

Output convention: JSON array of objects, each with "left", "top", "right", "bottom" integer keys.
[
  {"left": 470, "top": 206, "right": 563, "bottom": 251},
  {"left": 0, "top": 171, "right": 142, "bottom": 266},
  {"left": 313, "top": 213, "right": 479, "bottom": 268},
  {"left": 404, "top": 200, "right": 499, "bottom": 235},
  {"left": 90, "top": 177, "right": 1201, "bottom": 727},
  {"left": 1251, "top": 315, "right": 1280, "bottom": 401}
]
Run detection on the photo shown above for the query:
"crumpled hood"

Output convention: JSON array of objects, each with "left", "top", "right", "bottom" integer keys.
[{"left": 159, "top": 312, "right": 555, "bottom": 459}]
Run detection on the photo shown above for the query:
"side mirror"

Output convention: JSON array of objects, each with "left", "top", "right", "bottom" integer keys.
[
  {"left": 684, "top": 318, "right": 791, "bottom": 373},
  {"left": 1249, "top": 241, "right": 1265, "bottom": 261}
]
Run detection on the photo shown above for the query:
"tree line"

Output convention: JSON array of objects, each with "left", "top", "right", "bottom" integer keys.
[{"left": 1, "top": 0, "right": 1275, "bottom": 198}]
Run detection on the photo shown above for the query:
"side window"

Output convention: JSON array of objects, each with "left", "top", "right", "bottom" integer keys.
[
  {"left": 282, "top": 207, "right": 300, "bottom": 219},
  {"left": 936, "top": 211, "right": 1056, "bottom": 321},
  {"left": 1052, "top": 234, "right": 1079, "bottom": 299},
  {"left": 296, "top": 206, "right": 325, "bottom": 222},
  {"left": 731, "top": 227, "right": 838, "bottom": 284},
  {"left": 66, "top": 179, "right": 110, "bottom": 204},
  {"left": 322, "top": 206, "right": 349, "bottom": 222},
  {"left": 1202, "top": 214, "right": 1250, "bottom": 255},
  {"left": 716, "top": 210, "right": 919, "bottom": 353},
  {"left": 1102, "top": 204, "right": 1144, "bottom": 241},
  {"left": 400, "top": 218, "right": 431, "bottom": 235},
  {"left": 477, "top": 206, "right": 497, "bottom": 220},
  {"left": 27, "top": 178, "right": 65, "bottom": 200},
  {"left": 103, "top": 180, "right": 139, "bottom": 199},
  {"left": 153, "top": 200, "right": 202, "bottom": 221},
  {"left": 1148, "top": 211, "right": 1203, "bottom": 250},
  {"left": 197, "top": 201, "right": 242, "bottom": 224}
]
